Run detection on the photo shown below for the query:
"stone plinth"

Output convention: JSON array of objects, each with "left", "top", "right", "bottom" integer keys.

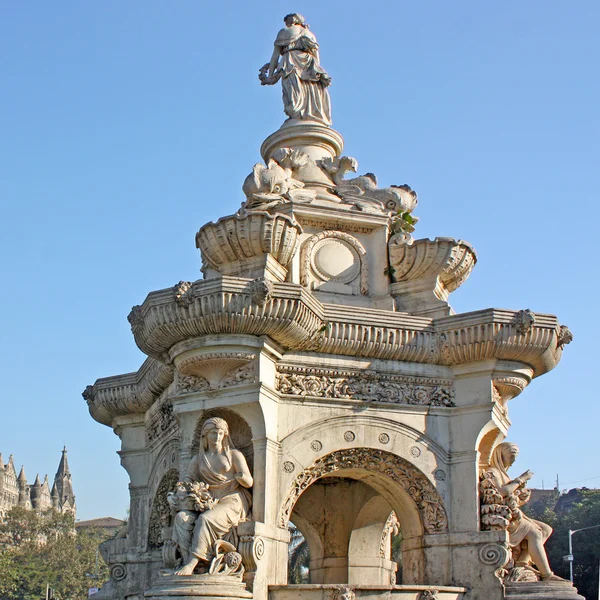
[
  {"left": 504, "top": 580, "right": 585, "bottom": 600},
  {"left": 268, "top": 585, "right": 467, "bottom": 600},
  {"left": 145, "top": 574, "right": 252, "bottom": 600}
]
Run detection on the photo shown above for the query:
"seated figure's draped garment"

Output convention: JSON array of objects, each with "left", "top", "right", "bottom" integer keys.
[
  {"left": 274, "top": 24, "right": 332, "bottom": 125},
  {"left": 487, "top": 445, "right": 549, "bottom": 548},
  {"left": 174, "top": 451, "right": 252, "bottom": 562}
]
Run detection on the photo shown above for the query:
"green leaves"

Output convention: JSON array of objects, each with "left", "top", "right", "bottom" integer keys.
[
  {"left": 0, "top": 507, "right": 110, "bottom": 600},
  {"left": 390, "top": 211, "right": 417, "bottom": 235},
  {"left": 524, "top": 489, "right": 600, "bottom": 599}
]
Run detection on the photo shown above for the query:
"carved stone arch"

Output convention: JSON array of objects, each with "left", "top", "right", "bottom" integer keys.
[
  {"left": 279, "top": 413, "right": 450, "bottom": 463},
  {"left": 278, "top": 448, "right": 448, "bottom": 537},
  {"left": 300, "top": 230, "right": 369, "bottom": 295},
  {"left": 147, "top": 468, "right": 179, "bottom": 550},
  {"left": 192, "top": 407, "right": 254, "bottom": 474}
]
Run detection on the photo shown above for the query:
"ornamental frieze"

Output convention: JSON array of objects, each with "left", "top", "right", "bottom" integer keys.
[{"left": 275, "top": 365, "right": 455, "bottom": 407}]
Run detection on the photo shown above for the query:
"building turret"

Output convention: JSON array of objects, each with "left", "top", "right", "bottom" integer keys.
[
  {"left": 53, "top": 447, "right": 76, "bottom": 515},
  {"left": 50, "top": 481, "right": 59, "bottom": 509},
  {"left": 17, "top": 466, "right": 30, "bottom": 508},
  {"left": 30, "top": 474, "right": 43, "bottom": 510}
]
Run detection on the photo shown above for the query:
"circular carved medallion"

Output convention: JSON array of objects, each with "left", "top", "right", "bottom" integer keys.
[
  {"left": 283, "top": 461, "right": 295, "bottom": 473},
  {"left": 344, "top": 431, "right": 356, "bottom": 442},
  {"left": 310, "top": 440, "right": 323, "bottom": 451},
  {"left": 409, "top": 446, "right": 422, "bottom": 458},
  {"left": 312, "top": 239, "right": 360, "bottom": 283},
  {"left": 434, "top": 469, "right": 446, "bottom": 481},
  {"left": 378, "top": 433, "right": 390, "bottom": 444}
]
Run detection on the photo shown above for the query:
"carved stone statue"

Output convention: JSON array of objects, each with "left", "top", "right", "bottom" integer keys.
[
  {"left": 170, "top": 417, "right": 253, "bottom": 576},
  {"left": 321, "top": 156, "right": 419, "bottom": 217},
  {"left": 241, "top": 147, "right": 316, "bottom": 212},
  {"left": 480, "top": 442, "right": 563, "bottom": 581},
  {"left": 260, "top": 13, "right": 332, "bottom": 125}
]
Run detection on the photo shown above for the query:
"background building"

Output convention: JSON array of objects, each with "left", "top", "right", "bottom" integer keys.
[{"left": 0, "top": 447, "right": 76, "bottom": 517}]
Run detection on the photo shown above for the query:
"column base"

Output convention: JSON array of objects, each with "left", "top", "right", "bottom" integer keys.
[{"left": 145, "top": 573, "right": 253, "bottom": 600}]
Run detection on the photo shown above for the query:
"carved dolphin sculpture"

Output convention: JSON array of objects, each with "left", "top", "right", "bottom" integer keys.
[{"left": 321, "top": 156, "right": 418, "bottom": 214}]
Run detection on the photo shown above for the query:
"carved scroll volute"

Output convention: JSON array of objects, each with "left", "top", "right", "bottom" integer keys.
[{"left": 238, "top": 534, "right": 265, "bottom": 573}]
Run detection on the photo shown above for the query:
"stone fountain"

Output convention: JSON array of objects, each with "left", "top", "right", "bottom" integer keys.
[{"left": 86, "top": 12, "right": 581, "bottom": 600}]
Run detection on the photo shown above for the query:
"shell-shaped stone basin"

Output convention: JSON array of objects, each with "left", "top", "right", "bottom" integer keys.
[
  {"left": 389, "top": 235, "right": 477, "bottom": 292},
  {"left": 196, "top": 211, "right": 302, "bottom": 269}
]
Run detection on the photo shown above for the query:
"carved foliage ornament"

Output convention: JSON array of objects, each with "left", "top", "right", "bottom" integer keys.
[
  {"left": 558, "top": 324, "right": 574, "bottom": 347},
  {"left": 175, "top": 353, "right": 257, "bottom": 395},
  {"left": 275, "top": 365, "right": 455, "bottom": 407},
  {"left": 332, "top": 586, "right": 356, "bottom": 600},
  {"left": 174, "top": 281, "right": 194, "bottom": 306},
  {"left": 248, "top": 277, "right": 274, "bottom": 307},
  {"left": 279, "top": 448, "right": 448, "bottom": 534},
  {"left": 146, "top": 400, "right": 177, "bottom": 444},
  {"left": 379, "top": 511, "right": 400, "bottom": 558},
  {"left": 148, "top": 469, "right": 179, "bottom": 549},
  {"left": 514, "top": 309, "right": 536, "bottom": 335}
]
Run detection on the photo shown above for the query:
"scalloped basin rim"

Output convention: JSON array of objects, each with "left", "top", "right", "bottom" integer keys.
[{"left": 197, "top": 210, "right": 301, "bottom": 234}]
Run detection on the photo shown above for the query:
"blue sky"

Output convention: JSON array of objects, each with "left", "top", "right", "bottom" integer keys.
[{"left": 1, "top": 2, "right": 598, "bottom": 520}]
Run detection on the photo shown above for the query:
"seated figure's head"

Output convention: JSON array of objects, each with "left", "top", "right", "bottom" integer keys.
[{"left": 201, "top": 417, "right": 233, "bottom": 453}]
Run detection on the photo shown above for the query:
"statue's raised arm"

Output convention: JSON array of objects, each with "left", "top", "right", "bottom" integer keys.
[{"left": 259, "top": 13, "right": 332, "bottom": 126}]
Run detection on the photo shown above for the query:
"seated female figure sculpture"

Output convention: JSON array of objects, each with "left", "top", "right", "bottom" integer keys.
[
  {"left": 172, "top": 417, "right": 253, "bottom": 576},
  {"left": 482, "top": 442, "right": 562, "bottom": 581}
]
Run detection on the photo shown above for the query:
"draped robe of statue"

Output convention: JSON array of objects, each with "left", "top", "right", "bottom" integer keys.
[
  {"left": 273, "top": 24, "right": 332, "bottom": 125},
  {"left": 173, "top": 450, "right": 252, "bottom": 563}
]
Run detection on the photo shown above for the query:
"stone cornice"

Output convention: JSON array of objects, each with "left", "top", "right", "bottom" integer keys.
[
  {"left": 87, "top": 277, "right": 569, "bottom": 427},
  {"left": 84, "top": 358, "right": 174, "bottom": 427}
]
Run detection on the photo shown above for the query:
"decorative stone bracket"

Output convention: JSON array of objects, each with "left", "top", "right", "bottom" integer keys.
[{"left": 173, "top": 351, "right": 257, "bottom": 395}]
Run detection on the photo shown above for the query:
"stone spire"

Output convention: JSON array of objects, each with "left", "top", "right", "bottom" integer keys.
[
  {"left": 17, "top": 466, "right": 29, "bottom": 507},
  {"left": 53, "top": 447, "right": 76, "bottom": 514},
  {"left": 0, "top": 453, "right": 4, "bottom": 472},
  {"left": 30, "top": 474, "right": 42, "bottom": 509},
  {"left": 50, "top": 481, "right": 59, "bottom": 509}
]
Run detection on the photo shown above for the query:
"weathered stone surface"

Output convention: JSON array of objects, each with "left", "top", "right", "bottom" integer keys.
[{"left": 87, "top": 12, "right": 577, "bottom": 600}]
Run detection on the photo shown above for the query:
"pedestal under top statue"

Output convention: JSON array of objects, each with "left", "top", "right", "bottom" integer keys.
[{"left": 260, "top": 13, "right": 332, "bottom": 125}]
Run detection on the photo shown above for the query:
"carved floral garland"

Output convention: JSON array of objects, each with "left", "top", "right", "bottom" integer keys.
[
  {"left": 147, "top": 469, "right": 179, "bottom": 549},
  {"left": 278, "top": 448, "right": 448, "bottom": 534},
  {"left": 276, "top": 366, "right": 455, "bottom": 407}
]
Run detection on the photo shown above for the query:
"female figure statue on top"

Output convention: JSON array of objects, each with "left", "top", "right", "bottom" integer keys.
[
  {"left": 483, "top": 442, "right": 562, "bottom": 580},
  {"left": 172, "top": 417, "right": 253, "bottom": 575},
  {"left": 260, "top": 13, "right": 332, "bottom": 125}
]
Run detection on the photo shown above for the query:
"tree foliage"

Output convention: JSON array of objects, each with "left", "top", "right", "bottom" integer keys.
[
  {"left": 288, "top": 522, "right": 310, "bottom": 584},
  {"left": 0, "top": 506, "right": 110, "bottom": 600},
  {"left": 524, "top": 489, "right": 600, "bottom": 600}
]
